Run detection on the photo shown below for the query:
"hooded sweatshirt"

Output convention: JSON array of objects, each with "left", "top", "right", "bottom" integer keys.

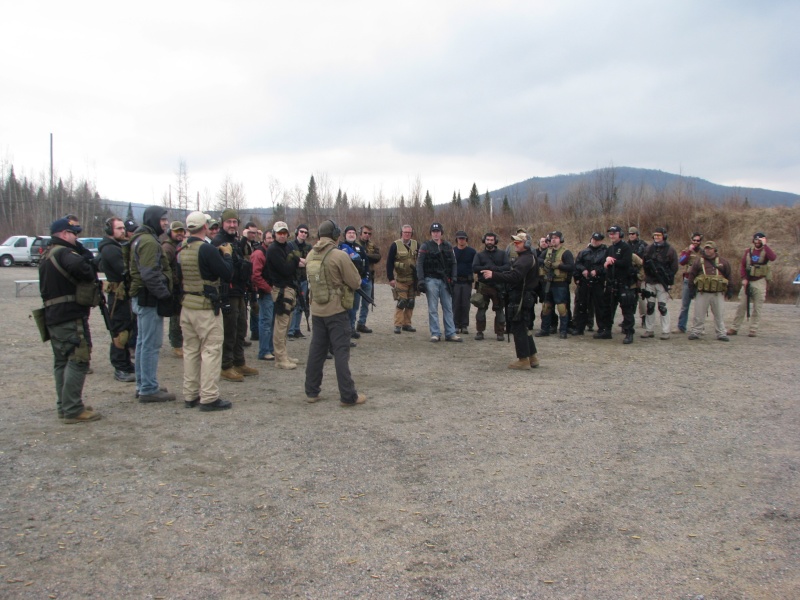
[{"left": 129, "top": 205, "right": 172, "bottom": 301}]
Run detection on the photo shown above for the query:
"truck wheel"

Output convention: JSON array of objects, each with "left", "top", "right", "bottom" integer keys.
[{"left": 0, "top": 255, "right": 14, "bottom": 267}]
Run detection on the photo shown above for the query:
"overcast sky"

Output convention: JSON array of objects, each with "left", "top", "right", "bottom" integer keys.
[{"left": 2, "top": 0, "right": 798, "bottom": 209}]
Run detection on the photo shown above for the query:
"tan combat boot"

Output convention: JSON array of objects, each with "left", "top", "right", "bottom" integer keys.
[
  {"left": 221, "top": 367, "right": 244, "bottom": 382},
  {"left": 508, "top": 358, "right": 531, "bottom": 370},
  {"left": 173, "top": 347, "right": 183, "bottom": 358},
  {"left": 234, "top": 364, "right": 259, "bottom": 377},
  {"left": 529, "top": 354, "right": 540, "bottom": 368}
]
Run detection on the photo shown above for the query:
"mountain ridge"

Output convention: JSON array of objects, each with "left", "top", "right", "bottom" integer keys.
[{"left": 490, "top": 167, "right": 799, "bottom": 207}]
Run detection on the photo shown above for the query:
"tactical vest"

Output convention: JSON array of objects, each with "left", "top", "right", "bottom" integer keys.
[
  {"left": 393, "top": 239, "right": 418, "bottom": 283},
  {"left": 544, "top": 247, "right": 569, "bottom": 283},
  {"left": 631, "top": 253, "right": 645, "bottom": 282},
  {"left": 42, "top": 246, "right": 101, "bottom": 308},
  {"left": 306, "top": 247, "right": 335, "bottom": 305},
  {"left": 306, "top": 247, "right": 354, "bottom": 309},
  {"left": 682, "top": 248, "right": 701, "bottom": 275},
  {"left": 694, "top": 257, "right": 728, "bottom": 293},
  {"left": 179, "top": 240, "right": 218, "bottom": 310},
  {"left": 746, "top": 248, "right": 772, "bottom": 281}
]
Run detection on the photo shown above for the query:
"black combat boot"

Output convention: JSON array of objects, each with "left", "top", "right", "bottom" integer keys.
[{"left": 623, "top": 332, "right": 634, "bottom": 344}]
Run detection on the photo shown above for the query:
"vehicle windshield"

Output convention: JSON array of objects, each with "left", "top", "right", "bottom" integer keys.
[{"left": 1, "top": 237, "right": 16, "bottom": 246}]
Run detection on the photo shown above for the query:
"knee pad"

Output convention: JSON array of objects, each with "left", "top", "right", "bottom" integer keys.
[
  {"left": 407, "top": 298, "right": 415, "bottom": 310},
  {"left": 647, "top": 301, "right": 655, "bottom": 315},
  {"left": 658, "top": 302, "right": 667, "bottom": 316},
  {"left": 396, "top": 298, "right": 408, "bottom": 310},
  {"left": 556, "top": 303, "right": 568, "bottom": 317}
]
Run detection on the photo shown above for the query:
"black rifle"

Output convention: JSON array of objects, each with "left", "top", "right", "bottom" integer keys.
[
  {"left": 646, "top": 259, "right": 674, "bottom": 298},
  {"left": 95, "top": 273, "right": 114, "bottom": 337},
  {"left": 295, "top": 286, "right": 311, "bottom": 331},
  {"left": 746, "top": 282, "right": 751, "bottom": 320},
  {"left": 356, "top": 287, "right": 376, "bottom": 308}
]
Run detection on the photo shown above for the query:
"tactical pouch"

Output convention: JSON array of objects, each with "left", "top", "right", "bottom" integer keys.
[
  {"left": 32, "top": 307, "right": 50, "bottom": 342},
  {"left": 470, "top": 291, "right": 488, "bottom": 310},
  {"left": 619, "top": 287, "right": 637, "bottom": 308},
  {"left": 341, "top": 287, "right": 354, "bottom": 310}
]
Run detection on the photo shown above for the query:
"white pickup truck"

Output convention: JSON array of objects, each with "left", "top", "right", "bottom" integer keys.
[{"left": 0, "top": 236, "right": 37, "bottom": 267}]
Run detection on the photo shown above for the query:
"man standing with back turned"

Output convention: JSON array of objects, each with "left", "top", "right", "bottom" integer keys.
[{"left": 305, "top": 220, "right": 366, "bottom": 406}]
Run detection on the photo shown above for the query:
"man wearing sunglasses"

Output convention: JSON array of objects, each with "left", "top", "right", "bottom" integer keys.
[{"left": 677, "top": 233, "right": 704, "bottom": 333}]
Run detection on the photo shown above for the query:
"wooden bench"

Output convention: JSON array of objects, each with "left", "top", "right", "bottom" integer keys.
[{"left": 16, "top": 275, "right": 107, "bottom": 298}]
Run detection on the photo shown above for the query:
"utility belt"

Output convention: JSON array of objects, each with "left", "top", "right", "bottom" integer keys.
[{"left": 44, "top": 280, "right": 101, "bottom": 308}]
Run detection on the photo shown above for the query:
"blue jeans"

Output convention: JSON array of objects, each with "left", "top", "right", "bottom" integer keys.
[
  {"left": 677, "top": 278, "right": 692, "bottom": 332},
  {"left": 131, "top": 297, "right": 164, "bottom": 395},
  {"left": 288, "top": 279, "right": 308, "bottom": 335},
  {"left": 257, "top": 294, "right": 275, "bottom": 357},
  {"left": 356, "top": 279, "right": 373, "bottom": 326},
  {"left": 425, "top": 277, "right": 456, "bottom": 339}
]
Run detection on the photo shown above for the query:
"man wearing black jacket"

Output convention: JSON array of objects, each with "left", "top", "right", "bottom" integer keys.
[
  {"left": 472, "top": 232, "right": 509, "bottom": 341},
  {"left": 481, "top": 232, "right": 540, "bottom": 369},
  {"left": 598, "top": 225, "right": 636, "bottom": 344},
  {"left": 40, "top": 217, "right": 102, "bottom": 423},
  {"left": 212, "top": 208, "right": 258, "bottom": 382},
  {"left": 571, "top": 232, "right": 608, "bottom": 336},
  {"left": 266, "top": 221, "right": 305, "bottom": 369},
  {"left": 98, "top": 217, "right": 136, "bottom": 382}
]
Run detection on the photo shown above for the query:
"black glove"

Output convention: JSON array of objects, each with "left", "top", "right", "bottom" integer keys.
[{"left": 417, "top": 281, "right": 426, "bottom": 294}]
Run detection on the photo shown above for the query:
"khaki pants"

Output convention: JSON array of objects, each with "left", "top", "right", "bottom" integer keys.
[
  {"left": 272, "top": 287, "right": 296, "bottom": 363},
  {"left": 690, "top": 292, "right": 727, "bottom": 338},
  {"left": 731, "top": 277, "right": 766, "bottom": 333},
  {"left": 393, "top": 281, "right": 415, "bottom": 327},
  {"left": 643, "top": 282, "right": 671, "bottom": 334},
  {"left": 181, "top": 307, "right": 224, "bottom": 404}
]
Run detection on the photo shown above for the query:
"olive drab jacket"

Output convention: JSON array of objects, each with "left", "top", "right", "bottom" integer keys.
[{"left": 306, "top": 238, "right": 362, "bottom": 318}]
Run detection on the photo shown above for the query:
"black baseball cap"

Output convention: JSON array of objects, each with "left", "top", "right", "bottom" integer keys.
[
  {"left": 607, "top": 225, "right": 623, "bottom": 234},
  {"left": 591, "top": 232, "right": 605, "bottom": 241}
]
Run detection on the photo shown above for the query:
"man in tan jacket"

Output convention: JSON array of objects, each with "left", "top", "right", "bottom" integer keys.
[{"left": 304, "top": 220, "right": 366, "bottom": 406}]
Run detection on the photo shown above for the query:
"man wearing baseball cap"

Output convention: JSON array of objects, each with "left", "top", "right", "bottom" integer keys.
[
  {"left": 596, "top": 225, "right": 636, "bottom": 343},
  {"left": 39, "top": 216, "right": 102, "bottom": 423},
  {"left": 416, "top": 223, "right": 462, "bottom": 342},
  {"left": 265, "top": 221, "right": 306, "bottom": 369},
  {"left": 178, "top": 211, "right": 235, "bottom": 410}
]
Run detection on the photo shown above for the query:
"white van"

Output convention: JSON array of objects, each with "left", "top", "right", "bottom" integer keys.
[{"left": 0, "top": 236, "right": 36, "bottom": 267}]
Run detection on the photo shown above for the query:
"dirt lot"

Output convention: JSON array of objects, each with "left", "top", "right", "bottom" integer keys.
[{"left": 1, "top": 264, "right": 798, "bottom": 599}]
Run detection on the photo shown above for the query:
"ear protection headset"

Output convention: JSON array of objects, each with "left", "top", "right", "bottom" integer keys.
[
  {"left": 325, "top": 219, "right": 342, "bottom": 239},
  {"left": 653, "top": 227, "right": 668, "bottom": 241},
  {"left": 104, "top": 217, "right": 118, "bottom": 236},
  {"left": 482, "top": 232, "right": 497, "bottom": 244},
  {"left": 550, "top": 231, "right": 564, "bottom": 243}
]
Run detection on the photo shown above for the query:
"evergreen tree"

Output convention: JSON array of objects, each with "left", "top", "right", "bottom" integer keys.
[
  {"left": 483, "top": 190, "right": 491, "bottom": 213},
  {"left": 424, "top": 191, "right": 434, "bottom": 213},
  {"left": 304, "top": 175, "right": 320, "bottom": 221},
  {"left": 399, "top": 195, "right": 405, "bottom": 209},
  {"left": 468, "top": 183, "right": 480, "bottom": 209},
  {"left": 502, "top": 195, "right": 513, "bottom": 215},
  {"left": 451, "top": 191, "right": 461, "bottom": 208}
]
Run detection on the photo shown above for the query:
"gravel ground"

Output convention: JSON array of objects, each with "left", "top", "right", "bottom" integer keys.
[{"left": 1, "top": 265, "right": 798, "bottom": 599}]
